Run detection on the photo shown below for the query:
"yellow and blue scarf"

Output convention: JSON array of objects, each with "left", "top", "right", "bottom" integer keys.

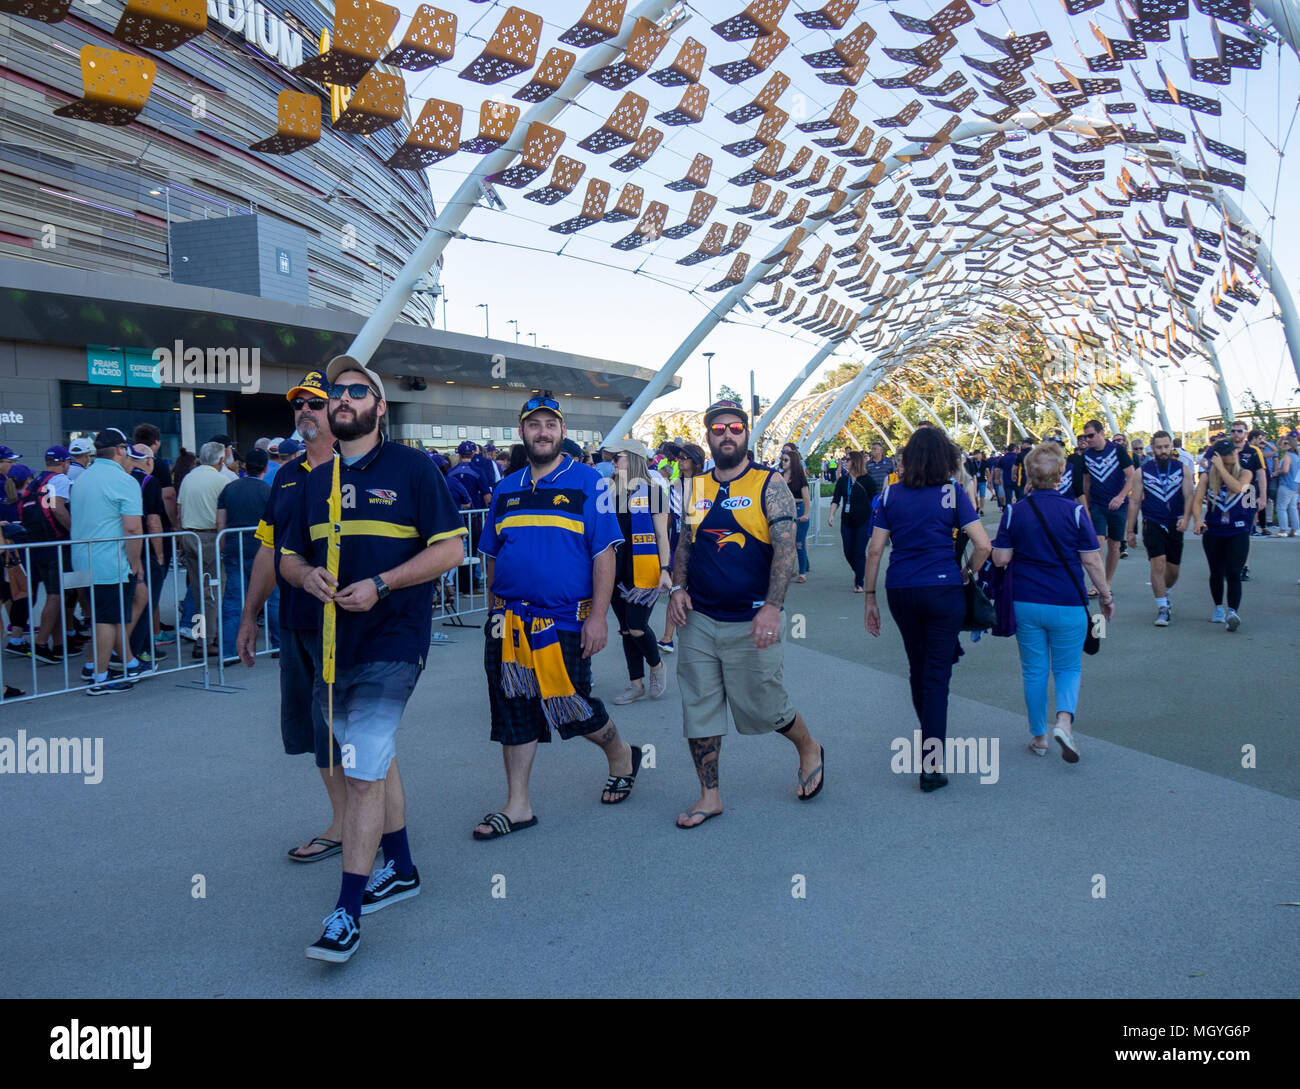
[
  {"left": 500, "top": 606, "right": 593, "bottom": 728},
  {"left": 620, "top": 481, "right": 661, "bottom": 605}
]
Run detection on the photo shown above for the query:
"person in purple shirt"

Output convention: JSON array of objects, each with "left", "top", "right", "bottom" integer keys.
[
  {"left": 1081, "top": 419, "right": 1135, "bottom": 589},
  {"left": 863, "top": 427, "right": 991, "bottom": 793},
  {"left": 993, "top": 442, "right": 1114, "bottom": 764}
]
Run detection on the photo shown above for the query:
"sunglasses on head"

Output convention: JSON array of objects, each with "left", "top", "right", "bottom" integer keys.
[
  {"left": 291, "top": 397, "right": 327, "bottom": 410},
  {"left": 709, "top": 422, "right": 746, "bottom": 436},
  {"left": 328, "top": 383, "right": 374, "bottom": 401},
  {"left": 523, "top": 396, "right": 561, "bottom": 414}
]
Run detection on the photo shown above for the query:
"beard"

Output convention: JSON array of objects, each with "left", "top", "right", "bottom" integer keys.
[
  {"left": 297, "top": 415, "right": 321, "bottom": 441},
  {"left": 328, "top": 402, "right": 377, "bottom": 442},
  {"left": 710, "top": 437, "right": 747, "bottom": 470},
  {"left": 523, "top": 432, "right": 561, "bottom": 465}
]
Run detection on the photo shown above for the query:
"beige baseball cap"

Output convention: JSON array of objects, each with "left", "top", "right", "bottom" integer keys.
[{"left": 325, "top": 355, "right": 387, "bottom": 402}]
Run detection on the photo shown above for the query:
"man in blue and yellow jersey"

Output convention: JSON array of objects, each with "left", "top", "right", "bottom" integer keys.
[
  {"left": 471, "top": 394, "right": 641, "bottom": 842},
  {"left": 666, "top": 400, "right": 824, "bottom": 829},
  {"left": 234, "top": 371, "right": 347, "bottom": 866},
  {"left": 279, "top": 355, "right": 467, "bottom": 964}
]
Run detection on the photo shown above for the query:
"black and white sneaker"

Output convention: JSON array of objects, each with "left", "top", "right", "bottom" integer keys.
[
  {"left": 305, "top": 907, "right": 360, "bottom": 963},
  {"left": 80, "top": 663, "right": 96, "bottom": 684},
  {"left": 361, "top": 860, "right": 421, "bottom": 915},
  {"left": 87, "top": 678, "right": 135, "bottom": 696},
  {"left": 4, "top": 640, "right": 29, "bottom": 658},
  {"left": 32, "top": 643, "right": 64, "bottom": 665}
]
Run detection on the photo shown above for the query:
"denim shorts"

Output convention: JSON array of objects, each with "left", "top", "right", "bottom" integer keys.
[
  {"left": 307, "top": 646, "right": 421, "bottom": 781},
  {"left": 1089, "top": 502, "right": 1128, "bottom": 542}
]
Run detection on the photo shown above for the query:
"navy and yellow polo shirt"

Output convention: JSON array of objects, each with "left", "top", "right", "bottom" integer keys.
[
  {"left": 255, "top": 451, "right": 320, "bottom": 633},
  {"left": 279, "top": 435, "right": 467, "bottom": 668},
  {"left": 478, "top": 455, "right": 621, "bottom": 631},
  {"left": 684, "top": 460, "right": 779, "bottom": 623}
]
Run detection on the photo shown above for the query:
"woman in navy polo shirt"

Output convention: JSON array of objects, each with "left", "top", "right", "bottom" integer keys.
[
  {"left": 863, "top": 428, "right": 992, "bottom": 792},
  {"left": 992, "top": 442, "right": 1114, "bottom": 763}
]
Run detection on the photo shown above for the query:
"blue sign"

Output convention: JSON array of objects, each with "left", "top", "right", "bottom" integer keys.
[
  {"left": 87, "top": 346, "right": 125, "bottom": 385},
  {"left": 125, "top": 348, "right": 162, "bottom": 389},
  {"left": 276, "top": 248, "right": 291, "bottom": 276}
]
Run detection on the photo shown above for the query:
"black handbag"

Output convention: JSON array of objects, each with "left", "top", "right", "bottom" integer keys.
[
  {"left": 1025, "top": 494, "right": 1102, "bottom": 655},
  {"left": 951, "top": 484, "right": 995, "bottom": 632}
]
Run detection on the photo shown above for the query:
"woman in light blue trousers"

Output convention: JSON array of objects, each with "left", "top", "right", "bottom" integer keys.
[{"left": 991, "top": 442, "right": 1115, "bottom": 762}]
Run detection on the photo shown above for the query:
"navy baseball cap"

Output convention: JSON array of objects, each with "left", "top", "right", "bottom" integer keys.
[
  {"left": 45, "top": 445, "right": 72, "bottom": 462},
  {"left": 244, "top": 448, "right": 269, "bottom": 472},
  {"left": 7, "top": 463, "right": 32, "bottom": 482},
  {"left": 277, "top": 438, "right": 303, "bottom": 457},
  {"left": 457, "top": 440, "right": 477, "bottom": 455},
  {"left": 0, "top": 445, "right": 19, "bottom": 460},
  {"left": 1213, "top": 439, "right": 1235, "bottom": 457},
  {"left": 287, "top": 369, "right": 329, "bottom": 401}
]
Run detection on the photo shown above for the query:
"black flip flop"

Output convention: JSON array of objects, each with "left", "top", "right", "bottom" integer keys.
[
  {"left": 287, "top": 837, "right": 341, "bottom": 863},
  {"left": 600, "top": 744, "right": 641, "bottom": 805},
  {"left": 473, "top": 812, "right": 540, "bottom": 840},
  {"left": 677, "top": 810, "right": 723, "bottom": 830},
  {"left": 798, "top": 746, "right": 825, "bottom": 801}
]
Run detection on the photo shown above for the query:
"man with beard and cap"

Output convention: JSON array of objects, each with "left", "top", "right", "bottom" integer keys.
[
  {"left": 666, "top": 400, "right": 824, "bottom": 828},
  {"left": 235, "top": 370, "right": 348, "bottom": 864},
  {"left": 1126, "top": 431, "right": 1194, "bottom": 627},
  {"left": 280, "top": 355, "right": 466, "bottom": 963},
  {"left": 471, "top": 394, "right": 640, "bottom": 841}
]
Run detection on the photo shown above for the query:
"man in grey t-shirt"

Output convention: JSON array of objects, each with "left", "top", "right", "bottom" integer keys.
[{"left": 863, "top": 442, "right": 895, "bottom": 493}]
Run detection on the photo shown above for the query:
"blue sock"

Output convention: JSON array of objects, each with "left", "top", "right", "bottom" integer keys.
[
  {"left": 381, "top": 828, "right": 413, "bottom": 875},
  {"left": 336, "top": 872, "right": 367, "bottom": 921}
]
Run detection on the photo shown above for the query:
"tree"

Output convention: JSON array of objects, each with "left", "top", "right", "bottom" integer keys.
[
  {"left": 715, "top": 383, "right": 743, "bottom": 404},
  {"left": 650, "top": 418, "right": 670, "bottom": 449}
]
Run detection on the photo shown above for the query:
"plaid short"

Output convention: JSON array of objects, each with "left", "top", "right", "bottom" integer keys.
[{"left": 482, "top": 617, "right": 609, "bottom": 746}]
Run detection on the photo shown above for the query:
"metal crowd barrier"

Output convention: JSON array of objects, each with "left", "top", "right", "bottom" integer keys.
[
  {"left": 433, "top": 507, "right": 490, "bottom": 629},
  {"left": 213, "top": 526, "right": 281, "bottom": 687},
  {"left": 0, "top": 529, "right": 201, "bottom": 703}
]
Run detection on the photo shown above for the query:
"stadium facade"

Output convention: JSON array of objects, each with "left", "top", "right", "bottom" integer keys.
[{"left": 0, "top": 0, "right": 669, "bottom": 459}]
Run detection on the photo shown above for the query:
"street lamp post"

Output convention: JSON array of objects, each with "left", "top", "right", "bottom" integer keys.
[
  {"left": 508, "top": 319, "right": 520, "bottom": 343},
  {"left": 529, "top": 332, "right": 538, "bottom": 347},
  {"left": 442, "top": 292, "right": 449, "bottom": 331},
  {"left": 703, "top": 352, "right": 715, "bottom": 405},
  {"left": 476, "top": 303, "right": 489, "bottom": 339}
]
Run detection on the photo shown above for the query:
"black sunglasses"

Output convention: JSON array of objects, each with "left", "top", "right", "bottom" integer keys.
[
  {"left": 1083, "top": 432, "right": 1099, "bottom": 438},
  {"left": 328, "top": 383, "right": 374, "bottom": 401},
  {"left": 291, "top": 397, "right": 327, "bottom": 410}
]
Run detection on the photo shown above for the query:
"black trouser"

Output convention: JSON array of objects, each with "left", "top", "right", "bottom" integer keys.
[
  {"left": 611, "top": 594, "right": 660, "bottom": 681},
  {"left": 886, "top": 585, "right": 965, "bottom": 752},
  {"left": 840, "top": 520, "right": 870, "bottom": 588},
  {"left": 1202, "top": 533, "right": 1249, "bottom": 610}
]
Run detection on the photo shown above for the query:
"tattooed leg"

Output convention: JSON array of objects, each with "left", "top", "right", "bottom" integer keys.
[
  {"left": 582, "top": 719, "right": 634, "bottom": 800},
  {"left": 677, "top": 735, "right": 723, "bottom": 828}
]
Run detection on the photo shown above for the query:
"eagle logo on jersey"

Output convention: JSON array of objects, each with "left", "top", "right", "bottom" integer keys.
[
  {"left": 553, "top": 494, "right": 570, "bottom": 506},
  {"left": 703, "top": 528, "right": 746, "bottom": 550},
  {"left": 366, "top": 489, "right": 397, "bottom": 505}
]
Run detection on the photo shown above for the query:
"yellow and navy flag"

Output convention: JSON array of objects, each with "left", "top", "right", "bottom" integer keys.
[{"left": 322, "top": 453, "right": 342, "bottom": 772}]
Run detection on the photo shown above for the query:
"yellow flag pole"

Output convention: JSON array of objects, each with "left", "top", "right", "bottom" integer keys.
[{"left": 323, "top": 453, "right": 342, "bottom": 775}]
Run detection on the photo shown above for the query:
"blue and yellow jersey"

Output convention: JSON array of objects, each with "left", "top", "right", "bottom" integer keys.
[
  {"left": 254, "top": 452, "right": 321, "bottom": 632},
  {"left": 279, "top": 435, "right": 467, "bottom": 668},
  {"left": 478, "top": 456, "right": 622, "bottom": 630},
  {"left": 684, "top": 461, "right": 776, "bottom": 622}
]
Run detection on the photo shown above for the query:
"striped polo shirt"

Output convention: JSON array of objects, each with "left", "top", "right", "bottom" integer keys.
[
  {"left": 279, "top": 435, "right": 467, "bottom": 668},
  {"left": 477, "top": 456, "right": 622, "bottom": 631}
]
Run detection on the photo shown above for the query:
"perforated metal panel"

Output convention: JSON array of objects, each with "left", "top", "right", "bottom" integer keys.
[
  {"left": 796, "top": 0, "right": 858, "bottom": 31},
  {"left": 384, "top": 5, "right": 457, "bottom": 72},
  {"left": 113, "top": 0, "right": 206, "bottom": 51},
  {"left": 611, "top": 126, "right": 663, "bottom": 172},
  {"left": 514, "top": 47, "right": 576, "bottom": 102},
  {"left": 558, "top": 0, "right": 626, "bottom": 48},
  {"left": 496, "top": 121, "right": 565, "bottom": 187},
  {"left": 656, "top": 82, "right": 709, "bottom": 126},
  {"left": 524, "top": 155, "right": 587, "bottom": 205},
  {"left": 250, "top": 90, "right": 322, "bottom": 156},
  {"left": 332, "top": 68, "right": 404, "bottom": 134},
  {"left": 54, "top": 45, "right": 155, "bottom": 126},
  {"left": 461, "top": 101, "right": 520, "bottom": 153},
  {"left": 460, "top": 6, "right": 543, "bottom": 85},
  {"left": 712, "top": 0, "right": 789, "bottom": 41},
  {"left": 649, "top": 36, "right": 706, "bottom": 87},
  {"left": 710, "top": 27, "right": 788, "bottom": 84},
  {"left": 292, "top": 0, "right": 401, "bottom": 87},
  {"left": 577, "top": 91, "right": 648, "bottom": 153}
]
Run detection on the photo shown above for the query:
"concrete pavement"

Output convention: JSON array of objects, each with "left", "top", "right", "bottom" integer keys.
[{"left": 1, "top": 519, "right": 1297, "bottom": 997}]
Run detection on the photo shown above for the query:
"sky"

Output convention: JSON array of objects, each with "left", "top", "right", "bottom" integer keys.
[{"left": 374, "top": 0, "right": 1300, "bottom": 435}]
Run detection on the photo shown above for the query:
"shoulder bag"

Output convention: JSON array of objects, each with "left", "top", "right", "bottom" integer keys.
[
  {"left": 1025, "top": 494, "right": 1101, "bottom": 655},
  {"left": 952, "top": 484, "right": 995, "bottom": 632}
]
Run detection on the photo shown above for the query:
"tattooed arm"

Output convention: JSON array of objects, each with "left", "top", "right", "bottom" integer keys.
[
  {"left": 763, "top": 469, "right": 797, "bottom": 610},
  {"left": 666, "top": 496, "right": 695, "bottom": 628},
  {"left": 748, "top": 471, "right": 796, "bottom": 650}
]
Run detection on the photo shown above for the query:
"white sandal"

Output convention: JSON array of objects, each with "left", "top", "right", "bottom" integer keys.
[{"left": 1028, "top": 740, "right": 1049, "bottom": 757}]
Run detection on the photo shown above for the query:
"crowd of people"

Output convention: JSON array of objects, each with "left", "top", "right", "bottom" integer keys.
[{"left": 1, "top": 377, "right": 1295, "bottom": 965}]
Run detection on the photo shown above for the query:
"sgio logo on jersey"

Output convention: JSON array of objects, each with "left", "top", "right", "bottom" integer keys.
[{"left": 720, "top": 496, "right": 752, "bottom": 510}]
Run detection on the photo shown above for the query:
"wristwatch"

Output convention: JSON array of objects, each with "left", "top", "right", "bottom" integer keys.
[
  {"left": 670, "top": 585, "right": 685, "bottom": 595},
  {"left": 372, "top": 574, "right": 390, "bottom": 600}
]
